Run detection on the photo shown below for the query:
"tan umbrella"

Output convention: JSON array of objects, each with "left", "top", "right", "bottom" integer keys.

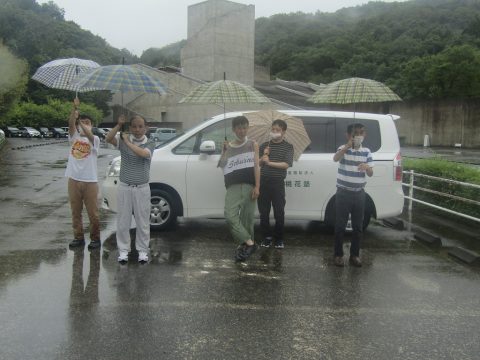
[{"left": 245, "top": 110, "right": 311, "bottom": 161}]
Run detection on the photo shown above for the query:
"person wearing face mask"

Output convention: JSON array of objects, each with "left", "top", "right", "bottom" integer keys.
[
  {"left": 332, "top": 123, "right": 374, "bottom": 267},
  {"left": 65, "top": 97, "right": 101, "bottom": 250},
  {"left": 258, "top": 119, "right": 294, "bottom": 249},
  {"left": 218, "top": 116, "right": 260, "bottom": 262}
]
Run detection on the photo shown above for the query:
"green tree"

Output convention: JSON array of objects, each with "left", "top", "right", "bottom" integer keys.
[
  {"left": 0, "top": 43, "right": 28, "bottom": 120},
  {"left": 4, "top": 99, "right": 103, "bottom": 128},
  {"left": 396, "top": 45, "right": 480, "bottom": 99},
  {"left": 140, "top": 40, "right": 186, "bottom": 68}
]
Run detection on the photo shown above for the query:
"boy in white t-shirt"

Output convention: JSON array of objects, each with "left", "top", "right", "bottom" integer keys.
[{"left": 65, "top": 98, "right": 101, "bottom": 250}]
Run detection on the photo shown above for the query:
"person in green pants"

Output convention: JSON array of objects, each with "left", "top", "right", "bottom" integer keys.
[{"left": 218, "top": 116, "right": 260, "bottom": 262}]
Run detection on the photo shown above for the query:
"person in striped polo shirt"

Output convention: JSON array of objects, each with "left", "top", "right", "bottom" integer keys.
[
  {"left": 105, "top": 114, "right": 156, "bottom": 264},
  {"left": 258, "top": 119, "right": 294, "bottom": 249},
  {"left": 333, "top": 123, "right": 374, "bottom": 267}
]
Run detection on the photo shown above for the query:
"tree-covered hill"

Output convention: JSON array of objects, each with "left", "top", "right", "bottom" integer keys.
[
  {"left": 255, "top": 0, "right": 480, "bottom": 99},
  {"left": 0, "top": 0, "right": 139, "bottom": 115},
  {"left": 142, "top": 0, "right": 480, "bottom": 100}
]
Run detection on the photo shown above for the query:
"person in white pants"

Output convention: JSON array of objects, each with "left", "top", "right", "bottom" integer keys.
[{"left": 105, "top": 114, "right": 156, "bottom": 263}]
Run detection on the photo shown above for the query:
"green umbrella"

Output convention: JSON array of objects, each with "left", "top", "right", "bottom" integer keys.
[
  {"left": 308, "top": 77, "right": 401, "bottom": 107},
  {"left": 179, "top": 75, "right": 271, "bottom": 138}
]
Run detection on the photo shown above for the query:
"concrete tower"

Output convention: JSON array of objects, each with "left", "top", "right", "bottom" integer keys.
[{"left": 181, "top": 0, "right": 255, "bottom": 86}]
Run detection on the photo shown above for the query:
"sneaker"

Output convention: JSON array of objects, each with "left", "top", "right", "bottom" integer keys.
[
  {"left": 138, "top": 251, "right": 149, "bottom": 263},
  {"left": 69, "top": 239, "right": 85, "bottom": 248},
  {"left": 334, "top": 256, "right": 344, "bottom": 267},
  {"left": 235, "top": 244, "right": 247, "bottom": 262},
  {"left": 274, "top": 239, "right": 284, "bottom": 249},
  {"left": 349, "top": 256, "right": 362, "bottom": 267},
  {"left": 118, "top": 250, "right": 128, "bottom": 264},
  {"left": 87, "top": 240, "right": 101, "bottom": 250},
  {"left": 235, "top": 243, "right": 258, "bottom": 262},
  {"left": 260, "top": 237, "right": 272, "bottom": 247}
]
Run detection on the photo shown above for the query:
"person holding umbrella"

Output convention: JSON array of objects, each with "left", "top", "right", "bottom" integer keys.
[
  {"left": 105, "top": 114, "right": 156, "bottom": 264},
  {"left": 333, "top": 123, "right": 374, "bottom": 267},
  {"left": 217, "top": 116, "right": 260, "bottom": 262},
  {"left": 65, "top": 97, "right": 101, "bottom": 250},
  {"left": 258, "top": 119, "right": 294, "bottom": 249}
]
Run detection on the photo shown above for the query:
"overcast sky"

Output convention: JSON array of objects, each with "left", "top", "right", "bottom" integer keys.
[{"left": 38, "top": 0, "right": 407, "bottom": 56}]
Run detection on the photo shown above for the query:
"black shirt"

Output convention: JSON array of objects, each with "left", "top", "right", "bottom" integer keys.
[{"left": 259, "top": 140, "right": 294, "bottom": 179}]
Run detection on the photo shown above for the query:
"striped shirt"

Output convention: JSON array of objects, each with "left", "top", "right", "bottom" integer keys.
[
  {"left": 118, "top": 136, "right": 156, "bottom": 185},
  {"left": 259, "top": 140, "right": 294, "bottom": 179},
  {"left": 336, "top": 145, "right": 374, "bottom": 191}
]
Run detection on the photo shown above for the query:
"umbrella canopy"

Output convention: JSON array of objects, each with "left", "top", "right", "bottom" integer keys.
[
  {"left": 70, "top": 64, "right": 167, "bottom": 94},
  {"left": 308, "top": 77, "right": 402, "bottom": 104},
  {"left": 32, "top": 57, "right": 101, "bottom": 92},
  {"left": 179, "top": 79, "right": 270, "bottom": 104},
  {"left": 245, "top": 110, "right": 311, "bottom": 161}
]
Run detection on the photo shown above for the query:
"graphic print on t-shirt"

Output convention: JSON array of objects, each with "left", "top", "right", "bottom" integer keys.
[
  {"left": 223, "top": 151, "right": 255, "bottom": 175},
  {"left": 71, "top": 139, "right": 92, "bottom": 160}
]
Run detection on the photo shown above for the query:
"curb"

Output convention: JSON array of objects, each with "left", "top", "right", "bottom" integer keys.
[
  {"left": 413, "top": 229, "right": 442, "bottom": 247},
  {"left": 448, "top": 247, "right": 480, "bottom": 266},
  {"left": 11, "top": 140, "right": 68, "bottom": 150},
  {"left": 382, "top": 217, "right": 405, "bottom": 230}
]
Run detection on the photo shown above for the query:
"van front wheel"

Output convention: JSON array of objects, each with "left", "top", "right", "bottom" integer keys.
[{"left": 150, "top": 189, "right": 177, "bottom": 231}]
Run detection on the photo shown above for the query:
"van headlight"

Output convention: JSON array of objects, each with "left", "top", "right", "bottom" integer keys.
[{"left": 107, "top": 159, "right": 121, "bottom": 177}]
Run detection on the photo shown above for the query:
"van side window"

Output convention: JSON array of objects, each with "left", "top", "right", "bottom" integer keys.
[
  {"left": 299, "top": 117, "right": 336, "bottom": 154},
  {"left": 195, "top": 118, "right": 234, "bottom": 155},
  {"left": 334, "top": 118, "right": 381, "bottom": 152},
  {"left": 173, "top": 135, "right": 197, "bottom": 155},
  {"left": 172, "top": 118, "right": 233, "bottom": 155}
]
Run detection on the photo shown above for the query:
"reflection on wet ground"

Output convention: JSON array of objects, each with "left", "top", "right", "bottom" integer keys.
[{"left": 1, "top": 219, "right": 480, "bottom": 359}]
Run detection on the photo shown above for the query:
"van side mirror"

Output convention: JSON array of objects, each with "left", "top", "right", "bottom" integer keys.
[{"left": 199, "top": 140, "right": 216, "bottom": 154}]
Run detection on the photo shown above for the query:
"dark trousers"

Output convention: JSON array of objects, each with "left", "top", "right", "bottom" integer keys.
[
  {"left": 334, "top": 188, "right": 365, "bottom": 257},
  {"left": 258, "top": 177, "right": 286, "bottom": 240}
]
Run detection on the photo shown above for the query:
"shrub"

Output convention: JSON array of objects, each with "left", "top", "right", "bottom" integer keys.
[
  {"left": 2, "top": 99, "right": 103, "bottom": 128},
  {"left": 403, "top": 158, "right": 480, "bottom": 219}
]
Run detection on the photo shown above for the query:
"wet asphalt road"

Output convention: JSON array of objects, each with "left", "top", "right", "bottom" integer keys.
[{"left": 1, "top": 138, "right": 480, "bottom": 360}]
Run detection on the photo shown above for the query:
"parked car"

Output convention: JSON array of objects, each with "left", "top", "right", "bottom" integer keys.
[
  {"left": 92, "top": 127, "right": 106, "bottom": 139},
  {"left": 50, "top": 127, "right": 68, "bottom": 138},
  {"left": 38, "top": 127, "right": 53, "bottom": 138},
  {"left": 150, "top": 128, "right": 177, "bottom": 143},
  {"left": 19, "top": 127, "right": 41, "bottom": 138},
  {"left": 1, "top": 126, "right": 24, "bottom": 138},
  {"left": 103, "top": 110, "right": 404, "bottom": 231}
]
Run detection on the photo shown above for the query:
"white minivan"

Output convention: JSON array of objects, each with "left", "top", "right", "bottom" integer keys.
[{"left": 102, "top": 110, "right": 404, "bottom": 230}]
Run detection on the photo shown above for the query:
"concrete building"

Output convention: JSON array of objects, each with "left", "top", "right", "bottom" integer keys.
[{"left": 181, "top": 0, "right": 255, "bottom": 86}]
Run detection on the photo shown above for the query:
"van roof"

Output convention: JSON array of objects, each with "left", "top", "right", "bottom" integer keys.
[{"left": 209, "top": 110, "right": 401, "bottom": 122}]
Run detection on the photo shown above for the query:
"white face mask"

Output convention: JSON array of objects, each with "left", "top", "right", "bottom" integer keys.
[
  {"left": 353, "top": 135, "right": 364, "bottom": 148},
  {"left": 234, "top": 134, "right": 247, "bottom": 142},
  {"left": 270, "top": 132, "right": 282, "bottom": 140}
]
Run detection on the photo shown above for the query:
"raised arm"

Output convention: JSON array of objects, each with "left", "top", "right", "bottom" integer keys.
[
  {"left": 68, "top": 98, "right": 80, "bottom": 138},
  {"left": 105, "top": 115, "right": 126, "bottom": 147},
  {"left": 333, "top": 139, "right": 352, "bottom": 162},
  {"left": 252, "top": 142, "right": 260, "bottom": 200}
]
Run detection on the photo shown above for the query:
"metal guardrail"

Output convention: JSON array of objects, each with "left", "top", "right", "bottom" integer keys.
[{"left": 402, "top": 170, "right": 480, "bottom": 223}]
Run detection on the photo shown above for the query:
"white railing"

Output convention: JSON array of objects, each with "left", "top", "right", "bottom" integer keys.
[{"left": 402, "top": 170, "right": 480, "bottom": 223}]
